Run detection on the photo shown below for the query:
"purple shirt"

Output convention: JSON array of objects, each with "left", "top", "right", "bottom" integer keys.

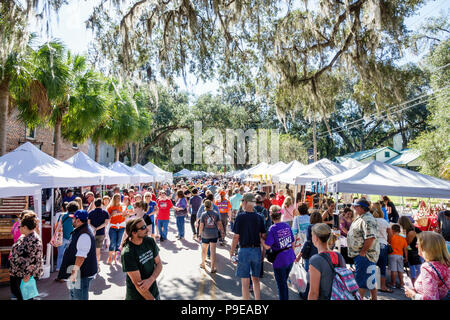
[{"left": 265, "top": 222, "right": 296, "bottom": 268}]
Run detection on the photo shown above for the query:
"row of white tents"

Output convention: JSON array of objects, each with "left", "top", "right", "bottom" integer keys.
[
  {"left": 0, "top": 142, "right": 173, "bottom": 234},
  {"left": 228, "top": 158, "right": 450, "bottom": 199},
  {"left": 0, "top": 142, "right": 174, "bottom": 271},
  {"left": 173, "top": 169, "right": 217, "bottom": 178}
]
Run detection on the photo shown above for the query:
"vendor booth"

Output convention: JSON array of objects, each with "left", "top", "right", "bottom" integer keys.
[{"left": 0, "top": 176, "right": 42, "bottom": 283}]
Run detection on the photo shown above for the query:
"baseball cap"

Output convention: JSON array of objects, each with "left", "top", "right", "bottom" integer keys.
[
  {"left": 69, "top": 210, "right": 89, "bottom": 222},
  {"left": 352, "top": 199, "right": 370, "bottom": 209},
  {"left": 242, "top": 192, "right": 256, "bottom": 203}
]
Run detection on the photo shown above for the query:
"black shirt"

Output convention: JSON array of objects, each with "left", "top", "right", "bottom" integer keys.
[{"left": 232, "top": 211, "right": 266, "bottom": 247}]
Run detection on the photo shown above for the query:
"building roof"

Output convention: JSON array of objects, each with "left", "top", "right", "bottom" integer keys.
[
  {"left": 385, "top": 149, "right": 421, "bottom": 166},
  {"left": 339, "top": 146, "right": 401, "bottom": 162}
]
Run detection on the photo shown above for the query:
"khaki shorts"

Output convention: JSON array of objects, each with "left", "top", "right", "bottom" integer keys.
[{"left": 95, "top": 235, "right": 105, "bottom": 249}]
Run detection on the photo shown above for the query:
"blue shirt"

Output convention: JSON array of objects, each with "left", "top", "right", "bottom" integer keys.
[
  {"left": 59, "top": 212, "right": 74, "bottom": 240},
  {"left": 232, "top": 211, "right": 266, "bottom": 247},
  {"left": 63, "top": 195, "right": 76, "bottom": 203},
  {"left": 230, "top": 193, "right": 243, "bottom": 210},
  {"left": 147, "top": 201, "right": 157, "bottom": 214}
]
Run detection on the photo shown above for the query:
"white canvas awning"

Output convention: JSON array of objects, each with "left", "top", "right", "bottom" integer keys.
[
  {"left": 144, "top": 162, "right": 173, "bottom": 183},
  {"left": 132, "top": 164, "right": 160, "bottom": 183},
  {"left": 109, "top": 161, "right": 143, "bottom": 184},
  {"left": 0, "top": 142, "right": 102, "bottom": 188},
  {"left": 65, "top": 152, "right": 131, "bottom": 185},
  {"left": 340, "top": 158, "right": 363, "bottom": 170},
  {"left": 294, "top": 159, "right": 347, "bottom": 185},
  {"left": 273, "top": 160, "right": 306, "bottom": 184},
  {"left": 326, "top": 160, "right": 450, "bottom": 199},
  {"left": 0, "top": 176, "right": 42, "bottom": 198}
]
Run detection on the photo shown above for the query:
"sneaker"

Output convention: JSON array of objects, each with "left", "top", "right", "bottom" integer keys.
[{"left": 160, "top": 238, "right": 165, "bottom": 242}]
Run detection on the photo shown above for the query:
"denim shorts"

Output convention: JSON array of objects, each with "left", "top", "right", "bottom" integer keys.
[
  {"left": 354, "top": 255, "right": 377, "bottom": 290},
  {"left": 201, "top": 237, "right": 218, "bottom": 244},
  {"left": 236, "top": 247, "right": 262, "bottom": 279}
]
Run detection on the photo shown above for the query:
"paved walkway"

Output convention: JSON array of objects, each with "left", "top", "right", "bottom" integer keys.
[{"left": 0, "top": 213, "right": 408, "bottom": 300}]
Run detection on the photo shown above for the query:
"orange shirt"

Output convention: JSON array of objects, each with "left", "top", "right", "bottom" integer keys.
[
  {"left": 390, "top": 234, "right": 407, "bottom": 256},
  {"left": 216, "top": 199, "right": 231, "bottom": 214},
  {"left": 107, "top": 205, "right": 125, "bottom": 229}
]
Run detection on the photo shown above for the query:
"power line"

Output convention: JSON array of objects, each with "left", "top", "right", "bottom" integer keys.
[
  {"left": 318, "top": 88, "right": 448, "bottom": 137},
  {"left": 317, "top": 85, "right": 449, "bottom": 137}
]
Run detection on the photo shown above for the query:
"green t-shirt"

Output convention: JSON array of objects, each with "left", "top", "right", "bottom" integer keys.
[{"left": 121, "top": 236, "right": 160, "bottom": 300}]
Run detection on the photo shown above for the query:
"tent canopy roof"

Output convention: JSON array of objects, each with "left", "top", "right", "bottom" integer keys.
[
  {"left": 0, "top": 176, "right": 42, "bottom": 198},
  {"left": 294, "top": 159, "right": 347, "bottom": 184},
  {"left": 65, "top": 152, "right": 130, "bottom": 185},
  {"left": 327, "top": 160, "right": 450, "bottom": 198},
  {"left": 0, "top": 142, "right": 101, "bottom": 188}
]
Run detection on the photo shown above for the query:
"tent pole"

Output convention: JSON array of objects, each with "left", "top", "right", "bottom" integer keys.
[{"left": 50, "top": 188, "right": 54, "bottom": 273}]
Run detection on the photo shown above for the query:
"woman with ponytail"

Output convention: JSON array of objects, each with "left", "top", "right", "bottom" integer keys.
[{"left": 308, "top": 223, "right": 346, "bottom": 300}]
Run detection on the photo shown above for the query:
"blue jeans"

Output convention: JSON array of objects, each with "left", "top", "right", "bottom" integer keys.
[
  {"left": 274, "top": 262, "right": 294, "bottom": 300},
  {"left": 109, "top": 228, "right": 125, "bottom": 252},
  {"left": 69, "top": 277, "right": 93, "bottom": 300},
  {"left": 176, "top": 215, "right": 186, "bottom": 238},
  {"left": 236, "top": 247, "right": 262, "bottom": 278},
  {"left": 150, "top": 215, "right": 155, "bottom": 234},
  {"left": 157, "top": 219, "right": 169, "bottom": 240},
  {"left": 377, "top": 243, "right": 388, "bottom": 277},
  {"left": 56, "top": 238, "right": 71, "bottom": 271},
  {"left": 304, "top": 258, "right": 310, "bottom": 272}
]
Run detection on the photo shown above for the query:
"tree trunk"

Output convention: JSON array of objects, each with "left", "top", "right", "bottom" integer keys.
[
  {"left": 135, "top": 142, "right": 140, "bottom": 165},
  {"left": 114, "top": 146, "right": 120, "bottom": 162},
  {"left": 312, "top": 119, "right": 318, "bottom": 161},
  {"left": 0, "top": 79, "right": 10, "bottom": 156},
  {"left": 54, "top": 118, "right": 62, "bottom": 159},
  {"left": 95, "top": 136, "right": 101, "bottom": 162}
]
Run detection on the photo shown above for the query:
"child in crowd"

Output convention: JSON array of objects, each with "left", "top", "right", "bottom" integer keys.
[{"left": 388, "top": 224, "right": 408, "bottom": 288}]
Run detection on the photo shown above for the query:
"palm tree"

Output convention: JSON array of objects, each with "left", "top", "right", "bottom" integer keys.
[{"left": 33, "top": 41, "right": 108, "bottom": 159}]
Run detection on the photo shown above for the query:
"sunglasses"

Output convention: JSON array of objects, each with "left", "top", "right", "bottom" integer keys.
[{"left": 135, "top": 224, "right": 147, "bottom": 231}]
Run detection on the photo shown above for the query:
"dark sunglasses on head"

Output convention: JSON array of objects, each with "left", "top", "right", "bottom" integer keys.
[{"left": 136, "top": 224, "right": 147, "bottom": 231}]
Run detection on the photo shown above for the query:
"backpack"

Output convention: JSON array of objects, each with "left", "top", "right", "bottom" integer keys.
[{"left": 319, "top": 252, "right": 361, "bottom": 300}]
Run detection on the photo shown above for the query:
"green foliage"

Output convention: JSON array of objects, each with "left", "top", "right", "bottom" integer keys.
[{"left": 410, "top": 39, "right": 450, "bottom": 178}]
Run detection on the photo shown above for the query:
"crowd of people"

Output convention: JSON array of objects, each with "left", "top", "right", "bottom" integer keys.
[{"left": 6, "top": 178, "right": 450, "bottom": 301}]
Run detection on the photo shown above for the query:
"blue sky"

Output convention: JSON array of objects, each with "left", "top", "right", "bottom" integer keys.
[{"left": 29, "top": 0, "right": 449, "bottom": 97}]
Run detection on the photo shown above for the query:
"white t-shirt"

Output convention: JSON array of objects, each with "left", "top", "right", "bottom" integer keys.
[
  {"left": 376, "top": 218, "right": 390, "bottom": 245},
  {"left": 76, "top": 233, "right": 92, "bottom": 258}
]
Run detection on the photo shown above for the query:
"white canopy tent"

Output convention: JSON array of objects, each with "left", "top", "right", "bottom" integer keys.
[
  {"left": 0, "top": 142, "right": 104, "bottom": 272},
  {"left": 294, "top": 159, "right": 347, "bottom": 185},
  {"left": 144, "top": 162, "right": 173, "bottom": 183},
  {"left": 340, "top": 158, "right": 364, "bottom": 170},
  {"left": 134, "top": 164, "right": 165, "bottom": 183},
  {"left": 0, "top": 176, "right": 42, "bottom": 234},
  {"left": 0, "top": 142, "right": 102, "bottom": 188},
  {"left": 109, "top": 161, "right": 143, "bottom": 184},
  {"left": 273, "top": 160, "right": 306, "bottom": 184},
  {"left": 65, "top": 151, "right": 131, "bottom": 185},
  {"left": 132, "top": 164, "right": 161, "bottom": 183},
  {"left": 326, "top": 160, "right": 450, "bottom": 198},
  {"left": 246, "top": 162, "right": 269, "bottom": 175}
]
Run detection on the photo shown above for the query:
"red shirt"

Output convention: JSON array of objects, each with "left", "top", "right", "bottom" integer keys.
[
  {"left": 263, "top": 199, "right": 272, "bottom": 210},
  {"left": 157, "top": 199, "right": 173, "bottom": 220},
  {"left": 276, "top": 195, "right": 285, "bottom": 206}
]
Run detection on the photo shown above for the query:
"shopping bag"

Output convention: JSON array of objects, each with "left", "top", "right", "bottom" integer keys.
[
  {"left": 20, "top": 276, "right": 39, "bottom": 300},
  {"left": 50, "top": 222, "right": 63, "bottom": 247},
  {"left": 294, "top": 234, "right": 306, "bottom": 256},
  {"left": 289, "top": 262, "right": 308, "bottom": 293}
]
